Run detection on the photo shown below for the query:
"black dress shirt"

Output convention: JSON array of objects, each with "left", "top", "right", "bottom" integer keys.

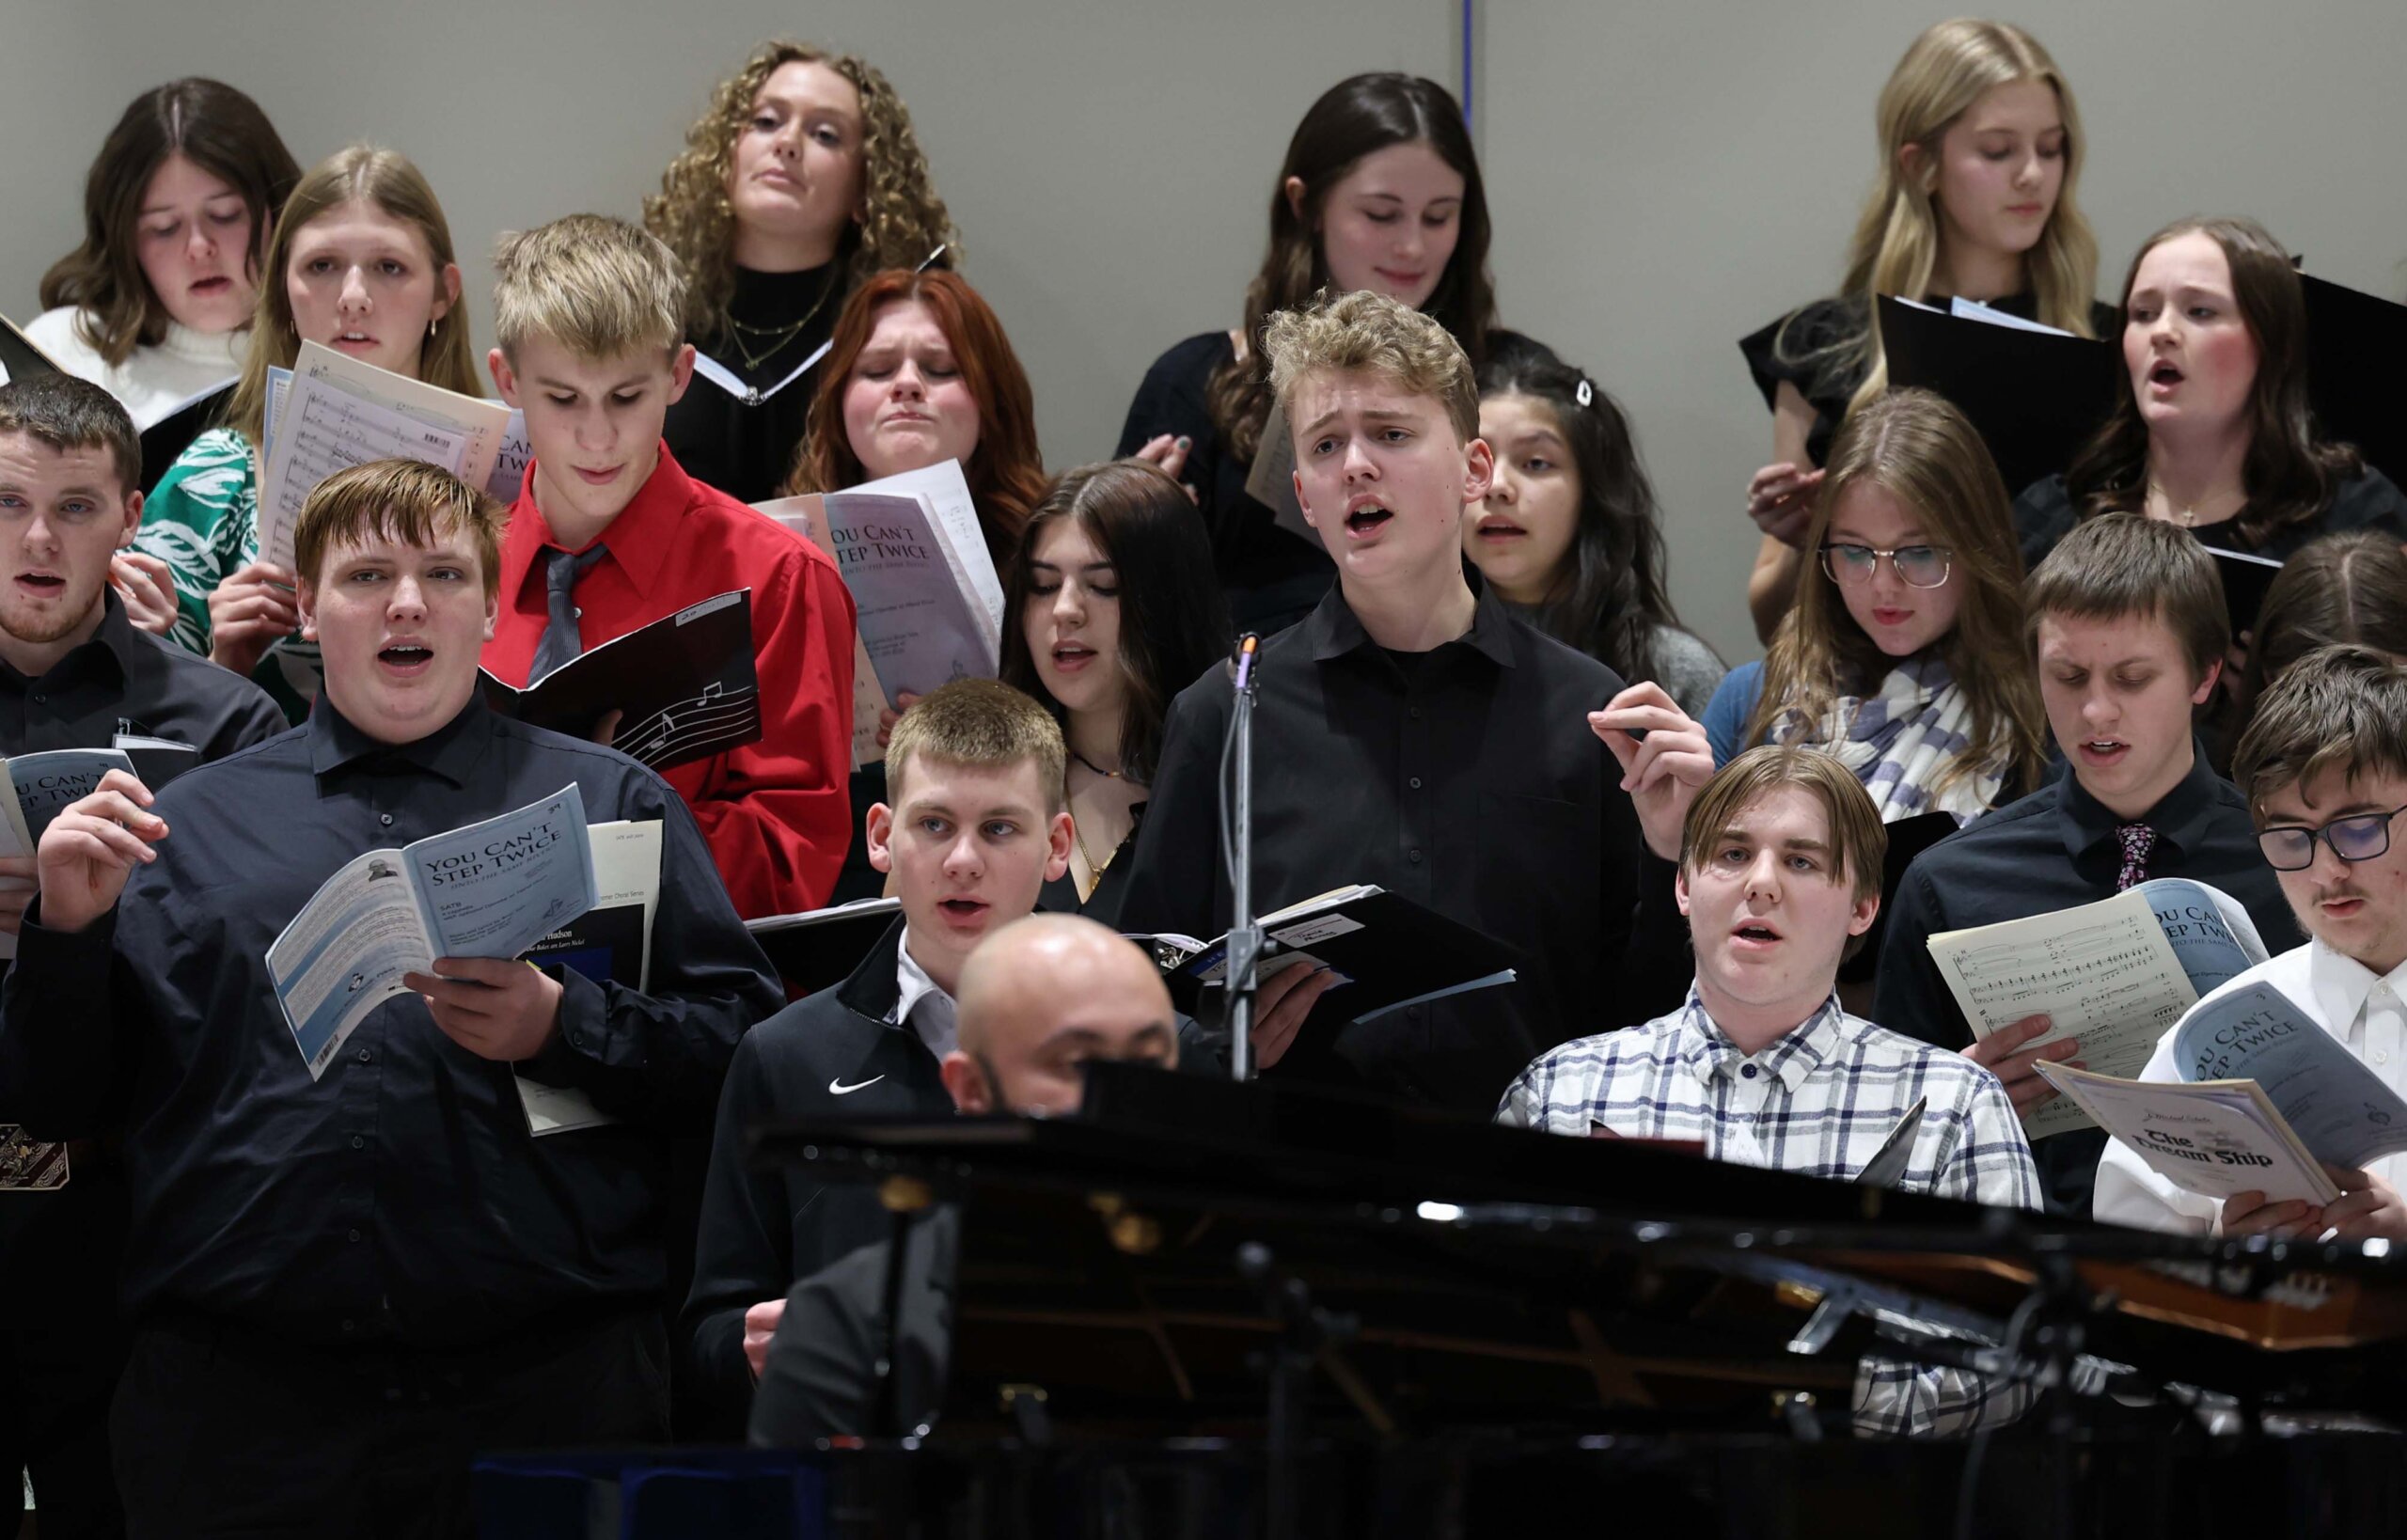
[
  {"left": 0, "top": 592, "right": 285, "bottom": 762},
  {"left": 1114, "top": 575, "right": 1689, "bottom": 1116},
  {"left": 0, "top": 696, "right": 784, "bottom": 1349},
  {"left": 2012, "top": 466, "right": 2407, "bottom": 573},
  {"left": 1872, "top": 747, "right": 2305, "bottom": 1214}
]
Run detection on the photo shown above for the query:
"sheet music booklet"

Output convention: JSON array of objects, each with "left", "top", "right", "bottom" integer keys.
[
  {"left": 1926, "top": 877, "right": 2270, "bottom": 1139},
  {"left": 479, "top": 589, "right": 761, "bottom": 774}
]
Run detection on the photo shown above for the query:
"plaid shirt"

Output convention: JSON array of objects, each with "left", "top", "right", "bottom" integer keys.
[{"left": 1498, "top": 991, "right": 2043, "bottom": 1437}]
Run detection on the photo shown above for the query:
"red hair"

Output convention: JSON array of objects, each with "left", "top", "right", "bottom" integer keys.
[{"left": 783, "top": 268, "right": 1045, "bottom": 562}]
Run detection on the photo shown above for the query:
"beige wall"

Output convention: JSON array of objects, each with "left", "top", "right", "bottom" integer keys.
[{"left": 8, "top": 2, "right": 2402, "bottom": 663}]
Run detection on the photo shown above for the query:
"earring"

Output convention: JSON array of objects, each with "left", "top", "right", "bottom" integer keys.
[{"left": 428, "top": 318, "right": 437, "bottom": 340}]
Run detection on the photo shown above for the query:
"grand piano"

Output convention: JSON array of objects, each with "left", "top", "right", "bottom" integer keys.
[{"left": 485, "top": 1062, "right": 2407, "bottom": 1537}]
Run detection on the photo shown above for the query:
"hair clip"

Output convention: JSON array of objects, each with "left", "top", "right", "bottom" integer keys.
[{"left": 1575, "top": 377, "right": 1594, "bottom": 408}]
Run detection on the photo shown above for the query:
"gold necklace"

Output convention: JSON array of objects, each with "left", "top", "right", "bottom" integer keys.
[
  {"left": 725, "top": 266, "right": 840, "bottom": 371},
  {"left": 2147, "top": 479, "right": 2237, "bottom": 529}
]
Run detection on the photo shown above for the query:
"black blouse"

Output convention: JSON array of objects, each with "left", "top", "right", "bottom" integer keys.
[
  {"left": 1118, "top": 326, "right": 1545, "bottom": 636},
  {"left": 1741, "top": 294, "right": 2120, "bottom": 468},
  {"left": 664, "top": 262, "right": 846, "bottom": 504},
  {"left": 2013, "top": 465, "right": 2407, "bottom": 573}
]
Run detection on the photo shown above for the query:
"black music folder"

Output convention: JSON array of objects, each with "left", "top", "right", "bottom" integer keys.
[
  {"left": 1877, "top": 295, "right": 2118, "bottom": 496},
  {"left": 2204, "top": 545, "right": 2284, "bottom": 636},
  {"left": 480, "top": 589, "right": 761, "bottom": 773},
  {"left": 1838, "top": 809, "right": 1959, "bottom": 984},
  {"left": 1142, "top": 885, "right": 1522, "bottom": 1027},
  {"left": 747, "top": 898, "right": 901, "bottom": 996},
  {"left": 2301, "top": 272, "right": 2407, "bottom": 493},
  {"left": 0, "top": 315, "right": 60, "bottom": 383}
]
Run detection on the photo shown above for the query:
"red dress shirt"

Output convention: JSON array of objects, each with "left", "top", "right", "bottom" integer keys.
[{"left": 485, "top": 446, "right": 857, "bottom": 918}]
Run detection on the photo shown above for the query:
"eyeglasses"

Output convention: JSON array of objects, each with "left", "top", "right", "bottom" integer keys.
[
  {"left": 1818, "top": 542, "right": 1953, "bottom": 589},
  {"left": 2257, "top": 804, "right": 2407, "bottom": 872}
]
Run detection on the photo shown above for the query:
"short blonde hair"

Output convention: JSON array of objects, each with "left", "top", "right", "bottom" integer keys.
[
  {"left": 1680, "top": 746, "right": 1888, "bottom": 907},
  {"left": 1261, "top": 289, "right": 1477, "bottom": 445},
  {"left": 492, "top": 213, "right": 686, "bottom": 363},
  {"left": 293, "top": 458, "right": 506, "bottom": 599},
  {"left": 886, "top": 678, "right": 1067, "bottom": 817}
]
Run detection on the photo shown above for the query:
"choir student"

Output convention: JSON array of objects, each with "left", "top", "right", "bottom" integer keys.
[
  {"left": 682, "top": 680, "right": 1078, "bottom": 1424},
  {"left": 1739, "top": 18, "right": 2109, "bottom": 642},
  {"left": 2013, "top": 217, "right": 2407, "bottom": 569},
  {"left": 1703, "top": 389, "right": 2048, "bottom": 826},
  {"left": 134, "top": 144, "right": 480, "bottom": 721},
  {"left": 0, "top": 373, "right": 284, "bottom": 1540},
  {"left": 1119, "top": 72, "right": 1534, "bottom": 634},
  {"left": 998, "top": 460, "right": 1231, "bottom": 919},
  {"left": 28, "top": 78, "right": 299, "bottom": 432},
  {"left": 0, "top": 459, "right": 782, "bottom": 1536},
  {"left": 1874, "top": 514, "right": 2305, "bottom": 1214},
  {"left": 482, "top": 213, "right": 857, "bottom": 919},
  {"left": 1470, "top": 349, "right": 1723, "bottom": 716},
  {"left": 2097, "top": 646, "right": 2407, "bottom": 1239},
  {"left": 1499, "top": 746, "right": 2038, "bottom": 1436},
  {"left": 648, "top": 40, "right": 957, "bottom": 503},
  {"left": 1116, "top": 289, "right": 1706, "bottom": 1117},
  {"left": 779, "top": 266, "right": 1044, "bottom": 566}
]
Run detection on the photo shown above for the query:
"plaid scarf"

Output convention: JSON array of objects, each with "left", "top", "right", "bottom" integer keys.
[{"left": 1783, "top": 653, "right": 2004, "bottom": 825}]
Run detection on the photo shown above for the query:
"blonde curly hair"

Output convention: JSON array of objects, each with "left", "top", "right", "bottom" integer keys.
[{"left": 643, "top": 40, "right": 957, "bottom": 342}]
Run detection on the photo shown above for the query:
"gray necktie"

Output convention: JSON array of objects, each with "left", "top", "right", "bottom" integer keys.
[{"left": 529, "top": 543, "right": 607, "bottom": 683}]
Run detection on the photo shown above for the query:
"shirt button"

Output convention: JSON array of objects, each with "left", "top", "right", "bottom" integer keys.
[
  {"left": 341, "top": 1319, "right": 356, "bottom": 1334},
  {"left": 1408, "top": 706, "right": 1423, "bottom": 720},
  {"left": 350, "top": 1136, "right": 365, "bottom": 1150},
  {"left": 1408, "top": 777, "right": 1423, "bottom": 790},
  {"left": 347, "top": 1228, "right": 363, "bottom": 1243},
  {"left": 2379, "top": 1052, "right": 2392, "bottom": 1066},
  {"left": 1408, "top": 848, "right": 1423, "bottom": 865},
  {"left": 573, "top": 606, "right": 584, "bottom": 619},
  {"left": 356, "top": 1047, "right": 372, "bottom": 1064},
  {"left": 379, "top": 813, "right": 395, "bottom": 827},
  {"left": 1740, "top": 1064, "right": 1759, "bottom": 1079}
]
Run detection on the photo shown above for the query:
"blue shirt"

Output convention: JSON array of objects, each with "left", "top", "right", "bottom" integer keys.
[{"left": 1701, "top": 660, "right": 1766, "bottom": 768}]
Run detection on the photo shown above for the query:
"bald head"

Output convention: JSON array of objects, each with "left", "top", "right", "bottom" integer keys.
[{"left": 943, "top": 915, "right": 1179, "bottom": 1117}]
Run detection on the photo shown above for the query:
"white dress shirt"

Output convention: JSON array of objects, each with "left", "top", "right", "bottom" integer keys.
[
  {"left": 2095, "top": 940, "right": 2407, "bottom": 1234},
  {"left": 889, "top": 934, "right": 960, "bottom": 1061}
]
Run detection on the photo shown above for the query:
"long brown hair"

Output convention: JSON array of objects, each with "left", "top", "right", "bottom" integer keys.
[
  {"left": 781, "top": 269, "right": 1045, "bottom": 561},
  {"left": 644, "top": 40, "right": 956, "bottom": 343},
  {"left": 223, "top": 146, "right": 480, "bottom": 448},
  {"left": 1747, "top": 388, "right": 2047, "bottom": 799},
  {"left": 2242, "top": 532, "right": 2407, "bottom": 702},
  {"left": 1208, "top": 73, "right": 1497, "bottom": 464},
  {"left": 39, "top": 79, "right": 301, "bottom": 368},
  {"left": 1776, "top": 20, "right": 2100, "bottom": 420},
  {"left": 999, "top": 461, "right": 1231, "bottom": 785},
  {"left": 2065, "top": 216, "right": 2360, "bottom": 549}
]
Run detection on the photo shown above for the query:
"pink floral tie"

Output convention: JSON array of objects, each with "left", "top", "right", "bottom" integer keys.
[{"left": 2116, "top": 822, "right": 2157, "bottom": 892}]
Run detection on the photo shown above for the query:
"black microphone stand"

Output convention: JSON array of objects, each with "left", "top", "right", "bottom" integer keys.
[{"left": 1224, "top": 634, "right": 1264, "bottom": 1081}]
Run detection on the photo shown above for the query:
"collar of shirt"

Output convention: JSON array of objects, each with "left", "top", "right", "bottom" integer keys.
[
  {"left": 1300, "top": 562, "right": 1518, "bottom": 670},
  {"left": 307, "top": 692, "right": 493, "bottom": 788},
  {"left": 2305, "top": 938, "right": 2407, "bottom": 1045},
  {"left": 2055, "top": 737, "right": 2222, "bottom": 863},
  {"left": 496, "top": 442, "right": 697, "bottom": 613},
  {"left": 1675, "top": 989, "right": 1843, "bottom": 1093},
  {"left": 0, "top": 591, "right": 141, "bottom": 698},
  {"left": 889, "top": 930, "right": 960, "bottom": 1060}
]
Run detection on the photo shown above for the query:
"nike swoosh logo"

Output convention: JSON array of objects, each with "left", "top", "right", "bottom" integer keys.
[{"left": 829, "top": 1076, "right": 886, "bottom": 1095}]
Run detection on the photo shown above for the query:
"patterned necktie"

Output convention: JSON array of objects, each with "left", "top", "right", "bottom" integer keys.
[
  {"left": 528, "top": 543, "right": 607, "bottom": 683},
  {"left": 2115, "top": 822, "right": 2157, "bottom": 892}
]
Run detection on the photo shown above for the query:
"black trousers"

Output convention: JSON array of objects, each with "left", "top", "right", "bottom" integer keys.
[
  {"left": 109, "top": 1309, "right": 669, "bottom": 1540},
  {"left": 1, "top": 1161, "right": 128, "bottom": 1540}
]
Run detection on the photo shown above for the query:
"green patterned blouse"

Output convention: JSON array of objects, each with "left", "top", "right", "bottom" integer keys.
[{"left": 135, "top": 428, "right": 322, "bottom": 723}]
